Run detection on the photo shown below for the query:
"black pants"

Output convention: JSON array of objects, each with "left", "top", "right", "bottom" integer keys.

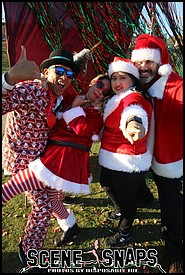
[
  {"left": 100, "top": 167, "right": 146, "bottom": 233},
  {"left": 151, "top": 170, "right": 183, "bottom": 263}
]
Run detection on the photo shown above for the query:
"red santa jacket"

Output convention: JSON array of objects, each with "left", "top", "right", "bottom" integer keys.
[
  {"left": 147, "top": 71, "right": 183, "bottom": 178},
  {"left": 29, "top": 104, "right": 104, "bottom": 194},
  {"left": 99, "top": 88, "right": 153, "bottom": 173}
]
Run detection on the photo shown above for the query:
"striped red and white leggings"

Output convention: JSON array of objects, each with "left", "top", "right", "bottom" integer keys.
[{"left": 2, "top": 168, "right": 69, "bottom": 253}]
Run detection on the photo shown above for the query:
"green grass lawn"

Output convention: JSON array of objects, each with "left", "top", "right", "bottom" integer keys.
[
  {"left": 2, "top": 145, "right": 168, "bottom": 273},
  {"left": 2, "top": 42, "right": 168, "bottom": 273}
]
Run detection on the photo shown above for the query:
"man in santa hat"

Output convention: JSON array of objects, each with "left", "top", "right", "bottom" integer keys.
[{"left": 131, "top": 34, "right": 183, "bottom": 273}]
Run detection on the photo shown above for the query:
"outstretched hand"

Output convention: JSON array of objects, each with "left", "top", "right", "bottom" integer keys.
[
  {"left": 125, "top": 121, "right": 146, "bottom": 144},
  {"left": 6, "top": 45, "right": 41, "bottom": 85}
]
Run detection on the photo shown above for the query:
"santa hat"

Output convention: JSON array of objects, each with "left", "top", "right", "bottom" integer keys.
[
  {"left": 131, "top": 34, "right": 172, "bottom": 76},
  {"left": 108, "top": 57, "right": 139, "bottom": 79}
]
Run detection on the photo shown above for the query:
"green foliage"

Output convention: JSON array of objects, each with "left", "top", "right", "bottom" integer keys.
[{"left": 2, "top": 41, "right": 10, "bottom": 72}]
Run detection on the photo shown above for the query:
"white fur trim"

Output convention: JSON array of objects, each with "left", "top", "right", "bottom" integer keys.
[
  {"left": 56, "top": 112, "right": 63, "bottom": 120},
  {"left": 2, "top": 72, "right": 15, "bottom": 90},
  {"left": 108, "top": 60, "right": 139, "bottom": 79},
  {"left": 131, "top": 48, "right": 161, "bottom": 64},
  {"left": 146, "top": 110, "right": 155, "bottom": 155},
  {"left": 99, "top": 148, "right": 152, "bottom": 172},
  {"left": 28, "top": 159, "right": 91, "bottom": 194},
  {"left": 120, "top": 104, "right": 148, "bottom": 138},
  {"left": 73, "top": 48, "right": 90, "bottom": 62},
  {"left": 63, "top": 106, "right": 86, "bottom": 124},
  {"left": 151, "top": 158, "right": 183, "bottom": 178},
  {"left": 103, "top": 89, "right": 134, "bottom": 121},
  {"left": 57, "top": 210, "right": 76, "bottom": 231},
  {"left": 3, "top": 168, "right": 12, "bottom": 176},
  {"left": 148, "top": 75, "right": 168, "bottom": 99},
  {"left": 92, "top": 134, "right": 100, "bottom": 142},
  {"left": 158, "top": 64, "right": 172, "bottom": 76}
]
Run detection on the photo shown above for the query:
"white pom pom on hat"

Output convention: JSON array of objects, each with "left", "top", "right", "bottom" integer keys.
[
  {"left": 131, "top": 34, "right": 172, "bottom": 76},
  {"left": 108, "top": 57, "right": 139, "bottom": 79},
  {"left": 92, "top": 134, "right": 100, "bottom": 142}
]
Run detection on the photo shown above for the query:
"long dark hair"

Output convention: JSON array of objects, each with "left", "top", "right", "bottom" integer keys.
[{"left": 128, "top": 73, "right": 153, "bottom": 106}]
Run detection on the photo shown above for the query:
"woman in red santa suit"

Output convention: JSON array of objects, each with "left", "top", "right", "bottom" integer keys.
[
  {"left": 99, "top": 57, "right": 153, "bottom": 247},
  {"left": 2, "top": 74, "right": 112, "bottom": 251},
  {"left": 131, "top": 34, "right": 183, "bottom": 273}
]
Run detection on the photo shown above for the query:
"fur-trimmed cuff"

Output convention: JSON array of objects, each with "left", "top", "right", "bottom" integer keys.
[
  {"left": 120, "top": 104, "right": 148, "bottom": 137},
  {"left": 63, "top": 106, "right": 86, "bottom": 124},
  {"left": 2, "top": 72, "right": 15, "bottom": 90},
  {"left": 56, "top": 112, "right": 63, "bottom": 120},
  {"left": 57, "top": 210, "right": 76, "bottom": 232}
]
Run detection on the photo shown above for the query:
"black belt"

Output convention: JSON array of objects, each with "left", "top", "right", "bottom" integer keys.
[{"left": 47, "top": 140, "right": 90, "bottom": 152}]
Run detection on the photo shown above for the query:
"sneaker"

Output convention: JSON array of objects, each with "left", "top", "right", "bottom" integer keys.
[
  {"left": 18, "top": 241, "right": 27, "bottom": 266},
  {"left": 105, "top": 231, "right": 131, "bottom": 247},
  {"left": 63, "top": 196, "right": 75, "bottom": 205},
  {"left": 54, "top": 223, "right": 80, "bottom": 247},
  {"left": 169, "top": 262, "right": 183, "bottom": 273},
  {"left": 106, "top": 211, "right": 121, "bottom": 221}
]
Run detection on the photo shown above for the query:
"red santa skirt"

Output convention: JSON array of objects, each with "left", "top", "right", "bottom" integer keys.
[{"left": 28, "top": 144, "right": 92, "bottom": 194}]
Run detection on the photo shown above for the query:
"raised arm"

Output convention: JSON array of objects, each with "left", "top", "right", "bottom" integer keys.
[{"left": 3, "top": 45, "right": 41, "bottom": 86}]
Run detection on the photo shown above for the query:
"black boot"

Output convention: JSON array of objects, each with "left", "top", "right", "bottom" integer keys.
[
  {"left": 63, "top": 196, "right": 75, "bottom": 205},
  {"left": 18, "top": 241, "right": 46, "bottom": 273},
  {"left": 55, "top": 223, "right": 80, "bottom": 247},
  {"left": 18, "top": 240, "right": 27, "bottom": 266}
]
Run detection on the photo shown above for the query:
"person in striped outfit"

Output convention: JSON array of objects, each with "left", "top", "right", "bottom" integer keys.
[
  {"left": 2, "top": 74, "right": 111, "bottom": 265},
  {"left": 2, "top": 46, "right": 81, "bottom": 266}
]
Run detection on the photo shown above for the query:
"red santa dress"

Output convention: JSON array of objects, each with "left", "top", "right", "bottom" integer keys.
[
  {"left": 28, "top": 104, "right": 103, "bottom": 194},
  {"left": 99, "top": 88, "right": 153, "bottom": 172}
]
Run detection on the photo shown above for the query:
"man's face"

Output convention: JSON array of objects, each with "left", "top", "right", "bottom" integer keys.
[
  {"left": 134, "top": 60, "right": 159, "bottom": 83},
  {"left": 44, "top": 64, "right": 75, "bottom": 96}
]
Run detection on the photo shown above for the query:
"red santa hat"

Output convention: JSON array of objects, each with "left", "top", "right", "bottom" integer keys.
[
  {"left": 108, "top": 57, "right": 139, "bottom": 79},
  {"left": 131, "top": 34, "right": 172, "bottom": 76}
]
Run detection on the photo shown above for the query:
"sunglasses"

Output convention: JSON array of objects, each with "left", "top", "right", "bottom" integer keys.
[
  {"left": 96, "top": 81, "right": 110, "bottom": 96},
  {"left": 51, "top": 66, "right": 75, "bottom": 79}
]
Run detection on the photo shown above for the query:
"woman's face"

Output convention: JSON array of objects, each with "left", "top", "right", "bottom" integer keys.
[
  {"left": 111, "top": 72, "right": 134, "bottom": 95},
  {"left": 86, "top": 79, "right": 111, "bottom": 102}
]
